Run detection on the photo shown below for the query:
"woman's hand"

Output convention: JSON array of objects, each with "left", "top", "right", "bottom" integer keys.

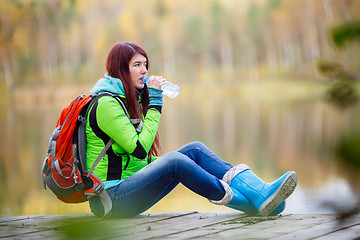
[{"left": 147, "top": 76, "right": 165, "bottom": 89}]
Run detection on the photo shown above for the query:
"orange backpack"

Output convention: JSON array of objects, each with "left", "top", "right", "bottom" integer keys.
[{"left": 41, "top": 93, "right": 128, "bottom": 216}]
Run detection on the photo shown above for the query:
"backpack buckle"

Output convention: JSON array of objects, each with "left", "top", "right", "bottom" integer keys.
[
  {"left": 73, "top": 174, "right": 78, "bottom": 184},
  {"left": 93, "top": 183, "right": 104, "bottom": 193}
]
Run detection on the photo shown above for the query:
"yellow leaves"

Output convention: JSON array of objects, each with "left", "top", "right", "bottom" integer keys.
[
  {"left": 13, "top": 26, "right": 30, "bottom": 51},
  {"left": 117, "top": 10, "right": 139, "bottom": 41}
]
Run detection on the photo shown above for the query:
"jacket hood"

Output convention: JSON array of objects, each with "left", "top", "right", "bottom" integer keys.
[{"left": 90, "top": 72, "right": 126, "bottom": 96}]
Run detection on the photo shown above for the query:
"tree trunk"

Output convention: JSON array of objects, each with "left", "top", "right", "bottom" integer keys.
[{"left": 1, "top": 58, "right": 14, "bottom": 90}]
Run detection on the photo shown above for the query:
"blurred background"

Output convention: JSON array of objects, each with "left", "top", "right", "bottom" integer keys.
[{"left": 1, "top": 0, "right": 360, "bottom": 216}]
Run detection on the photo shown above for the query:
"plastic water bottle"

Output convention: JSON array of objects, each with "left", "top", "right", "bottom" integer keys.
[{"left": 142, "top": 76, "right": 180, "bottom": 98}]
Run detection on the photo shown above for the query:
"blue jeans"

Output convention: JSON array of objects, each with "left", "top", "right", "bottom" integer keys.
[{"left": 89, "top": 141, "right": 233, "bottom": 218}]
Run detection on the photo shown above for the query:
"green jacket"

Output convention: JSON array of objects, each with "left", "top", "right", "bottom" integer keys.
[{"left": 86, "top": 73, "right": 161, "bottom": 182}]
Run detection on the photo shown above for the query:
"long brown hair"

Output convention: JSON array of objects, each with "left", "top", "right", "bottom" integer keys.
[{"left": 105, "top": 42, "right": 161, "bottom": 161}]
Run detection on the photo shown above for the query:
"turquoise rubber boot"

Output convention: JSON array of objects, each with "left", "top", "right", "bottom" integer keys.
[
  {"left": 209, "top": 179, "right": 285, "bottom": 216},
  {"left": 226, "top": 187, "right": 286, "bottom": 216},
  {"left": 223, "top": 164, "right": 297, "bottom": 216}
]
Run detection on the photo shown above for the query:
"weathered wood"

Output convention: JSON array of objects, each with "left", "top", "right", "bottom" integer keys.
[
  {"left": 314, "top": 224, "right": 360, "bottom": 240},
  {"left": 1, "top": 212, "right": 359, "bottom": 239},
  {"left": 115, "top": 212, "right": 250, "bottom": 239},
  {"left": 270, "top": 215, "right": 360, "bottom": 240}
]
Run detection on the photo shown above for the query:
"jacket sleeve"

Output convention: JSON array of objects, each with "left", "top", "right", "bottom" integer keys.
[{"left": 95, "top": 96, "right": 161, "bottom": 158}]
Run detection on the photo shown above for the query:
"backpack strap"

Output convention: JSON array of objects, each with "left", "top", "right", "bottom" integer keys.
[{"left": 88, "top": 138, "right": 114, "bottom": 175}]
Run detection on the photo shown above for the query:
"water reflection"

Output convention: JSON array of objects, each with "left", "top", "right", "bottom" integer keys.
[{"left": 1, "top": 88, "right": 359, "bottom": 216}]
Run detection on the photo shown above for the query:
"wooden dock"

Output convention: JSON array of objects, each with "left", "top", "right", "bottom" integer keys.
[{"left": 1, "top": 211, "right": 359, "bottom": 239}]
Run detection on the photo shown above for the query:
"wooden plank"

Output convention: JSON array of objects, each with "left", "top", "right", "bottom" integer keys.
[
  {"left": 160, "top": 215, "right": 280, "bottom": 239},
  {"left": 314, "top": 224, "right": 360, "bottom": 240},
  {"left": 270, "top": 214, "right": 360, "bottom": 240},
  {"left": 129, "top": 214, "right": 279, "bottom": 239},
  {"left": 192, "top": 215, "right": 284, "bottom": 239},
  {"left": 0, "top": 215, "right": 46, "bottom": 223},
  {"left": 0, "top": 212, "right": 199, "bottom": 240},
  {"left": 0, "top": 214, "right": 98, "bottom": 238},
  {"left": 205, "top": 214, "right": 335, "bottom": 239},
  {"left": 96, "top": 212, "right": 247, "bottom": 239},
  {"left": 1, "top": 213, "right": 360, "bottom": 239}
]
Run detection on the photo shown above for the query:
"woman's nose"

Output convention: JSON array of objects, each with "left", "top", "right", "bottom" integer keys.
[{"left": 141, "top": 65, "right": 147, "bottom": 74}]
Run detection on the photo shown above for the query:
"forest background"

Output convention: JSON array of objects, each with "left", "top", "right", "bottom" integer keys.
[{"left": 1, "top": 0, "right": 359, "bottom": 91}]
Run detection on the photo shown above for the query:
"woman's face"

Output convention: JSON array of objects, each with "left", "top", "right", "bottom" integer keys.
[{"left": 129, "top": 53, "right": 148, "bottom": 90}]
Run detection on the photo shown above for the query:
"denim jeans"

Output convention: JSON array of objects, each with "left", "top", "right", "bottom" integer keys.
[{"left": 89, "top": 141, "right": 233, "bottom": 218}]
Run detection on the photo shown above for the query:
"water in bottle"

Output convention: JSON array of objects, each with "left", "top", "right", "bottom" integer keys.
[
  {"left": 161, "top": 81, "right": 180, "bottom": 98},
  {"left": 142, "top": 76, "right": 180, "bottom": 98}
]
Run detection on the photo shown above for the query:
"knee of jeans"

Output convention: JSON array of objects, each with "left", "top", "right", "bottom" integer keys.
[
  {"left": 179, "top": 141, "right": 205, "bottom": 153},
  {"left": 162, "top": 151, "right": 193, "bottom": 167},
  {"left": 188, "top": 141, "right": 205, "bottom": 149},
  {"left": 163, "top": 151, "right": 186, "bottom": 161}
]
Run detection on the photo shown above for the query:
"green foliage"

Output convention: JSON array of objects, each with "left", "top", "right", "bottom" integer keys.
[
  {"left": 54, "top": 216, "right": 116, "bottom": 239},
  {"left": 210, "top": 1, "right": 232, "bottom": 31},
  {"left": 332, "top": 20, "right": 360, "bottom": 47},
  {"left": 246, "top": 1, "right": 282, "bottom": 46},
  {"left": 266, "top": 0, "right": 283, "bottom": 11},
  {"left": 326, "top": 80, "right": 358, "bottom": 107},
  {"left": 335, "top": 132, "right": 360, "bottom": 170},
  {"left": 247, "top": 3, "right": 262, "bottom": 38},
  {"left": 320, "top": 19, "right": 360, "bottom": 108},
  {"left": 155, "top": 0, "right": 167, "bottom": 17},
  {"left": 317, "top": 60, "right": 355, "bottom": 81},
  {"left": 185, "top": 15, "right": 205, "bottom": 54}
]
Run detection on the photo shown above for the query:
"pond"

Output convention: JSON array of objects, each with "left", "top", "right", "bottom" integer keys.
[{"left": 1, "top": 82, "right": 359, "bottom": 216}]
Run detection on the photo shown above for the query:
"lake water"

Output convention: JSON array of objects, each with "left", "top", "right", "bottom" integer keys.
[{"left": 1, "top": 84, "right": 359, "bottom": 216}]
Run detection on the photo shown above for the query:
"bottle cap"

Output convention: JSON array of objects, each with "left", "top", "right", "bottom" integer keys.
[{"left": 141, "top": 76, "right": 149, "bottom": 83}]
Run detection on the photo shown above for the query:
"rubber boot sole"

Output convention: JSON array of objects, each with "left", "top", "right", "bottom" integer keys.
[{"left": 258, "top": 172, "right": 298, "bottom": 216}]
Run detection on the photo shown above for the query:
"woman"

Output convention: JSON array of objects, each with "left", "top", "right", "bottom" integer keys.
[{"left": 86, "top": 42, "right": 298, "bottom": 218}]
